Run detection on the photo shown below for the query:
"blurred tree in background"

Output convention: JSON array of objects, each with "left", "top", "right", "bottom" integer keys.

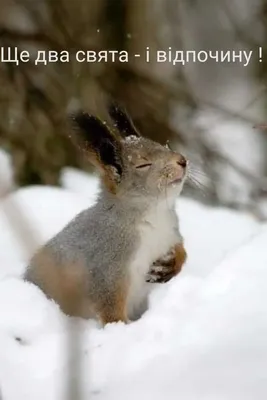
[{"left": 0, "top": 0, "right": 266, "bottom": 216}]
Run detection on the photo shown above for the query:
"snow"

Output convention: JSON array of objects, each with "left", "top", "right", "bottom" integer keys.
[
  {"left": 0, "top": 165, "right": 267, "bottom": 400},
  {"left": 123, "top": 135, "right": 141, "bottom": 144}
]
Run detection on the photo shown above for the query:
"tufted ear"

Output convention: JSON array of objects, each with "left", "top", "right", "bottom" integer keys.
[
  {"left": 108, "top": 101, "right": 140, "bottom": 138},
  {"left": 70, "top": 111, "right": 123, "bottom": 180}
]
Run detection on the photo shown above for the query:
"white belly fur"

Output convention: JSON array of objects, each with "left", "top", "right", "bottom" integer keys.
[{"left": 127, "top": 200, "right": 179, "bottom": 319}]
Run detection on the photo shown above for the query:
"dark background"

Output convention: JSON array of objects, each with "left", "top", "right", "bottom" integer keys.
[{"left": 0, "top": 0, "right": 266, "bottom": 217}]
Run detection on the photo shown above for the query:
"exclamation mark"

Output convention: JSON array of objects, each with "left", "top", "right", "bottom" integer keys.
[{"left": 259, "top": 47, "right": 263, "bottom": 62}]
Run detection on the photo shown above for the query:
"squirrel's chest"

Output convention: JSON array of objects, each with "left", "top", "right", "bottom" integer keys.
[
  {"left": 126, "top": 204, "right": 180, "bottom": 319},
  {"left": 129, "top": 204, "right": 179, "bottom": 277}
]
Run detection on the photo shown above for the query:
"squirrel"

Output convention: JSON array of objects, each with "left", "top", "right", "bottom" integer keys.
[{"left": 23, "top": 103, "right": 188, "bottom": 325}]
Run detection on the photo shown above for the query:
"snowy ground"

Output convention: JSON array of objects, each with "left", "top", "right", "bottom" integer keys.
[{"left": 0, "top": 159, "right": 267, "bottom": 400}]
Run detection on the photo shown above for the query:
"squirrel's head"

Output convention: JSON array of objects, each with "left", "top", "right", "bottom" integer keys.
[{"left": 70, "top": 103, "right": 188, "bottom": 204}]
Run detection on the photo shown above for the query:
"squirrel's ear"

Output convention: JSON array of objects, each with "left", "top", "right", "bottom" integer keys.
[
  {"left": 108, "top": 102, "right": 140, "bottom": 138},
  {"left": 70, "top": 112, "right": 123, "bottom": 180}
]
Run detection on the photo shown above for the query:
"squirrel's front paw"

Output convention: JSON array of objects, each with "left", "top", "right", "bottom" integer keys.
[
  {"left": 146, "top": 264, "right": 176, "bottom": 283},
  {"left": 146, "top": 243, "right": 187, "bottom": 284},
  {"left": 146, "top": 250, "right": 176, "bottom": 283}
]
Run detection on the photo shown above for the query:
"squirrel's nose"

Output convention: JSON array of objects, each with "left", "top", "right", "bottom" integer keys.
[{"left": 176, "top": 155, "right": 187, "bottom": 168}]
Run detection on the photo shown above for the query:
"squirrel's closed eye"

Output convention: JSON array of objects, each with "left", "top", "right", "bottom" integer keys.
[{"left": 135, "top": 163, "right": 152, "bottom": 169}]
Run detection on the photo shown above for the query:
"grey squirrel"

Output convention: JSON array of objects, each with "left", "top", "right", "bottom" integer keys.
[{"left": 24, "top": 103, "right": 188, "bottom": 324}]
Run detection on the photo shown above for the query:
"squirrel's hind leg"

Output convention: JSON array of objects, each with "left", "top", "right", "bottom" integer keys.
[{"left": 97, "top": 280, "right": 129, "bottom": 325}]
